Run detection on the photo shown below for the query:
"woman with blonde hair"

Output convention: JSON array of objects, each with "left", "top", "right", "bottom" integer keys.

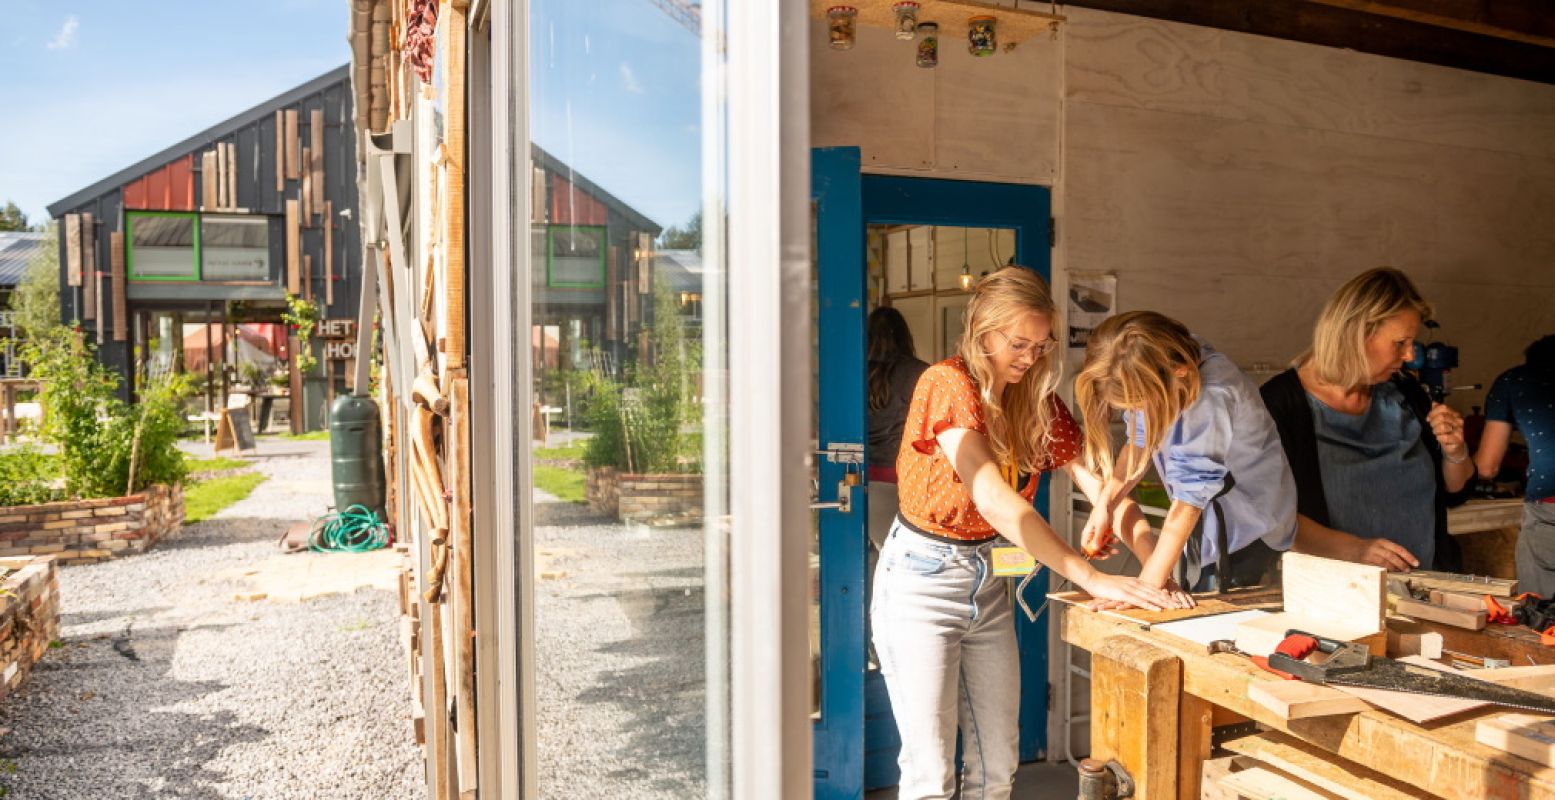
[
  {"left": 1261, "top": 268, "right": 1471, "bottom": 572},
  {"left": 1074, "top": 311, "right": 1297, "bottom": 597},
  {"left": 875, "top": 266, "right": 1171, "bottom": 800}
]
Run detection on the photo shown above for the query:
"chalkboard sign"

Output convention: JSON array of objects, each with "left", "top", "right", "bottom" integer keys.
[{"left": 215, "top": 408, "right": 258, "bottom": 453}]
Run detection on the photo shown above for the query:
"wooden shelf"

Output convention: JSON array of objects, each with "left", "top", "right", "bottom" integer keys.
[{"left": 811, "top": 0, "right": 1064, "bottom": 47}]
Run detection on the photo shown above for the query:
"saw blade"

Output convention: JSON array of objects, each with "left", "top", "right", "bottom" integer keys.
[{"left": 1324, "top": 659, "right": 1555, "bottom": 715}]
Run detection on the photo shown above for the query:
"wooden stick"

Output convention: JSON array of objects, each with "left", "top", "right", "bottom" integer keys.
[
  {"left": 285, "top": 200, "right": 301, "bottom": 294},
  {"left": 285, "top": 109, "right": 301, "bottom": 179},
  {"left": 274, "top": 110, "right": 285, "bottom": 192}
]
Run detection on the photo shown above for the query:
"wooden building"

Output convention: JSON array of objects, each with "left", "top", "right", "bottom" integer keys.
[{"left": 46, "top": 66, "right": 363, "bottom": 431}]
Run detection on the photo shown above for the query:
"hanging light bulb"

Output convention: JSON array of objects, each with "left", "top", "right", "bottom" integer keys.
[{"left": 959, "top": 227, "right": 973, "bottom": 290}]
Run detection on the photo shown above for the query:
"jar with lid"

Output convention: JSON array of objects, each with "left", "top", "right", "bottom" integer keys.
[
  {"left": 915, "top": 22, "right": 939, "bottom": 68},
  {"left": 827, "top": 6, "right": 858, "bottom": 51},
  {"left": 968, "top": 15, "right": 997, "bottom": 57},
  {"left": 892, "top": 2, "right": 920, "bottom": 40}
]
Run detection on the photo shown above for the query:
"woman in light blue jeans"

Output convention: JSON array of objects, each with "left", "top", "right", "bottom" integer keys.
[{"left": 874, "top": 268, "right": 1176, "bottom": 800}]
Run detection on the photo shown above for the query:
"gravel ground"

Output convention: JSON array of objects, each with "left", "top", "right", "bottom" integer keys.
[
  {"left": 532, "top": 499, "right": 708, "bottom": 799},
  {"left": 0, "top": 437, "right": 422, "bottom": 799}
]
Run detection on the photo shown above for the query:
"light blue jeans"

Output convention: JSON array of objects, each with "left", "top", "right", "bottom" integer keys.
[{"left": 871, "top": 519, "right": 1020, "bottom": 800}]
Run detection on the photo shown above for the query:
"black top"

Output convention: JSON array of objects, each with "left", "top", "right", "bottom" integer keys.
[
  {"left": 1259, "top": 367, "right": 1461, "bottom": 571},
  {"left": 867, "top": 355, "right": 930, "bottom": 468}
]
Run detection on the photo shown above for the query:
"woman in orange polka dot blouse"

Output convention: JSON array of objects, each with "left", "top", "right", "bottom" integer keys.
[{"left": 873, "top": 267, "right": 1174, "bottom": 800}]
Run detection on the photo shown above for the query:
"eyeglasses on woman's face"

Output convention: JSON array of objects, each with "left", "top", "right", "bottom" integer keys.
[{"left": 993, "top": 329, "right": 1058, "bottom": 359}]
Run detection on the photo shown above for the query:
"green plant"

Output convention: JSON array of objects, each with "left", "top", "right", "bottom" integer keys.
[
  {"left": 20, "top": 327, "right": 191, "bottom": 498},
  {"left": 0, "top": 444, "right": 62, "bottom": 507},
  {"left": 281, "top": 293, "right": 321, "bottom": 373},
  {"left": 579, "top": 278, "right": 702, "bottom": 474}
]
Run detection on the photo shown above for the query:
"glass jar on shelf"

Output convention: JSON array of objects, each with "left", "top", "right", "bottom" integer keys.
[{"left": 827, "top": 6, "right": 858, "bottom": 51}]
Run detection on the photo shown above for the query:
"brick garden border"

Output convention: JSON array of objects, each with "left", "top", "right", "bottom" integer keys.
[
  {"left": 0, "top": 556, "right": 60, "bottom": 703},
  {"left": 586, "top": 467, "right": 703, "bottom": 524},
  {"left": 0, "top": 484, "right": 184, "bottom": 566}
]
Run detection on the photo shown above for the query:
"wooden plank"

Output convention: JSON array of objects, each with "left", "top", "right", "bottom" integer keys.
[
  {"left": 324, "top": 201, "right": 334, "bottom": 307},
  {"left": 64, "top": 213, "right": 81, "bottom": 287},
  {"left": 1477, "top": 714, "right": 1555, "bottom": 768},
  {"left": 1247, "top": 679, "right": 1371, "bottom": 720},
  {"left": 110, "top": 232, "right": 126, "bottom": 341},
  {"left": 442, "top": 8, "right": 467, "bottom": 374},
  {"left": 1396, "top": 597, "right": 1488, "bottom": 631},
  {"left": 1179, "top": 692, "right": 1213, "bottom": 799},
  {"left": 202, "top": 150, "right": 219, "bottom": 210},
  {"left": 1091, "top": 637, "right": 1181, "bottom": 798},
  {"left": 286, "top": 199, "right": 301, "bottom": 295},
  {"left": 1407, "top": 570, "right": 1518, "bottom": 598},
  {"left": 1218, "top": 764, "right": 1343, "bottom": 799},
  {"left": 225, "top": 142, "right": 238, "bottom": 211},
  {"left": 450, "top": 378, "right": 477, "bottom": 793},
  {"left": 1283, "top": 552, "right": 1385, "bottom": 634},
  {"left": 302, "top": 147, "right": 313, "bottom": 223},
  {"left": 310, "top": 108, "right": 325, "bottom": 213},
  {"left": 274, "top": 110, "right": 285, "bottom": 192},
  {"left": 1222, "top": 731, "right": 1437, "bottom": 800},
  {"left": 284, "top": 109, "right": 301, "bottom": 180}
]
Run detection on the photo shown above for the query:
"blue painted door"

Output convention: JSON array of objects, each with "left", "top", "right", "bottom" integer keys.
[
  {"left": 812, "top": 147, "right": 868, "bottom": 800},
  {"left": 811, "top": 151, "right": 1054, "bottom": 798}
]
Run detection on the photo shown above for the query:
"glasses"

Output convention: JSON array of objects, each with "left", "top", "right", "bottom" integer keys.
[{"left": 994, "top": 330, "right": 1058, "bottom": 359}]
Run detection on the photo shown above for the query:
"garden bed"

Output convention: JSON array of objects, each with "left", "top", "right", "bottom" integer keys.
[
  {"left": 586, "top": 467, "right": 703, "bottom": 525},
  {"left": 0, "top": 484, "right": 184, "bottom": 566},
  {"left": 0, "top": 555, "right": 60, "bottom": 703}
]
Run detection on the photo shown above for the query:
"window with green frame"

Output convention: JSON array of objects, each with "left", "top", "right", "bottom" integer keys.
[
  {"left": 547, "top": 225, "right": 607, "bottom": 288},
  {"left": 126, "top": 211, "right": 200, "bottom": 281}
]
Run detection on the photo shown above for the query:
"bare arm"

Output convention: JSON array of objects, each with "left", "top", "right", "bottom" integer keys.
[
  {"left": 1475, "top": 420, "right": 1513, "bottom": 482},
  {"left": 937, "top": 428, "right": 1175, "bottom": 609},
  {"left": 1291, "top": 513, "right": 1416, "bottom": 572}
]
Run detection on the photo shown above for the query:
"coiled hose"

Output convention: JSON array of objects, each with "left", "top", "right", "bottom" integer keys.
[{"left": 309, "top": 504, "right": 392, "bottom": 553}]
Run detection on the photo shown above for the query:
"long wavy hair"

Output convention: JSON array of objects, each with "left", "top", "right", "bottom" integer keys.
[
  {"left": 958, "top": 266, "right": 1063, "bottom": 474},
  {"left": 867, "top": 306, "right": 918, "bottom": 411},
  {"left": 1075, "top": 311, "right": 1201, "bottom": 482}
]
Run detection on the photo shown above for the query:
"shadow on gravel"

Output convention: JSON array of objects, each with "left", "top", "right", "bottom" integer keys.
[
  {"left": 0, "top": 619, "right": 266, "bottom": 799},
  {"left": 157, "top": 518, "right": 298, "bottom": 551},
  {"left": 573, "top": 580, "right": 706, "bottom": 793}
]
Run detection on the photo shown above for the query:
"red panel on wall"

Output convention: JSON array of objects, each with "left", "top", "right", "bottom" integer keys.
[
  {"left": 549, "top": 173, "right": 608, "bottom": 226},
  {"left": 121, "top": 156, "right": 196, "bottom": 211}
]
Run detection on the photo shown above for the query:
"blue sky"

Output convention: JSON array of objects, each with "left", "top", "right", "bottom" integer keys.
[
  {"left": 1, "top": 1, "right": 349, "bottom": 224},
  {"left": 1, "top": 0, "right": 704, "bottom": 235}
]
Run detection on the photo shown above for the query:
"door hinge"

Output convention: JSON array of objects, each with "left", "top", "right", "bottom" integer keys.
[{"left": 1048, "top": 216, "right": 1057, "bottom": 248}]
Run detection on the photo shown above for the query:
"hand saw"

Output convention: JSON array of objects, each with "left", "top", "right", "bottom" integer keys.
[{"left": 1267, "top": 630, "right": 1555, "bottom": 715}]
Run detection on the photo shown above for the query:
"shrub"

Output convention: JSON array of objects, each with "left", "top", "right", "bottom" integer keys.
[
  {"left": 20, "top": 327, "right": 191, "bottom": 498},
  {"left": 0, "top": 444, "right": 63, "bottom": 507}
]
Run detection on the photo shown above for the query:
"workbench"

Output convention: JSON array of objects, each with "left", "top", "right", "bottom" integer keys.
[{"left": 1060, "top": 591, "right": 1555, "bottom": 800}]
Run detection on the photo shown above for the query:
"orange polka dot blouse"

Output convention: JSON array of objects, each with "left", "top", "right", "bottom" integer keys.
[{"left": 895, "top": 356, "right": 1082, "bottom": 541}]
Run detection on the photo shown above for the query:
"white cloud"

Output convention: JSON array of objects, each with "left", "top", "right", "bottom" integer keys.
[
  {"left": 47, "top": 15, "right": 79, "bottom": 50},
  {"left": 619, "top": 62, "right": 644, "bottom": 94}
]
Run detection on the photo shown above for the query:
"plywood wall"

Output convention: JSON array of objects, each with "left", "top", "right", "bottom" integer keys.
[
  {"left": 813, "top": 9, "right": 1555, "bottom": 406},
  {"left": 1061, "top": 7, "right": 1555, "bottom": 404}
]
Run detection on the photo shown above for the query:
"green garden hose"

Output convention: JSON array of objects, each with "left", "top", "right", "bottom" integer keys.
[{"left": 309, "top": 504, "right": 392, "bottom": 553}]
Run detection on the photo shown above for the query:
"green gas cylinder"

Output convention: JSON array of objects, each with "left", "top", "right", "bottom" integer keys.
[{"left": 329, "top": 394, "right": 385, "bottom": 517}]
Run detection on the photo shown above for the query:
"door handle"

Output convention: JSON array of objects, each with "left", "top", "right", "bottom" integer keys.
[{"left": 810, "top": 472, "right": 860, "bottom": 513}]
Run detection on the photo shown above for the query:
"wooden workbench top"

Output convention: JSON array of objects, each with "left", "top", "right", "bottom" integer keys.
[{"left": 1062, "top": 599, "right": 1555, "bottom": 800}]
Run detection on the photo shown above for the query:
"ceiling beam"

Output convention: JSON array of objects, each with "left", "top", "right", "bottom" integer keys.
[{"left": 1060, "top": 0, "right": 1555, "bottom": 85}]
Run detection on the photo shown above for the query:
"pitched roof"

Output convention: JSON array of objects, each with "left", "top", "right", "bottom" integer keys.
[
  {"left": 47, "top": 65, "right": 350, "bottom": 217},
  {"left": 0, "top": 232, "right": 50, "bottom": 287}
]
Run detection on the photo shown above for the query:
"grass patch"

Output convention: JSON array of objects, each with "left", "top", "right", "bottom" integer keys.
[
  {"left": 184, "top": 472, "right": 268, "bottom": 522},
  {"left": 185, "top": 456, "right": 249, "bottom": 473},
  {"left": 534, "top": 439, "right": 587, "bottom": 461},
  {"left": 533, "top": 464, "right": 586, "bottom": 503}
]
